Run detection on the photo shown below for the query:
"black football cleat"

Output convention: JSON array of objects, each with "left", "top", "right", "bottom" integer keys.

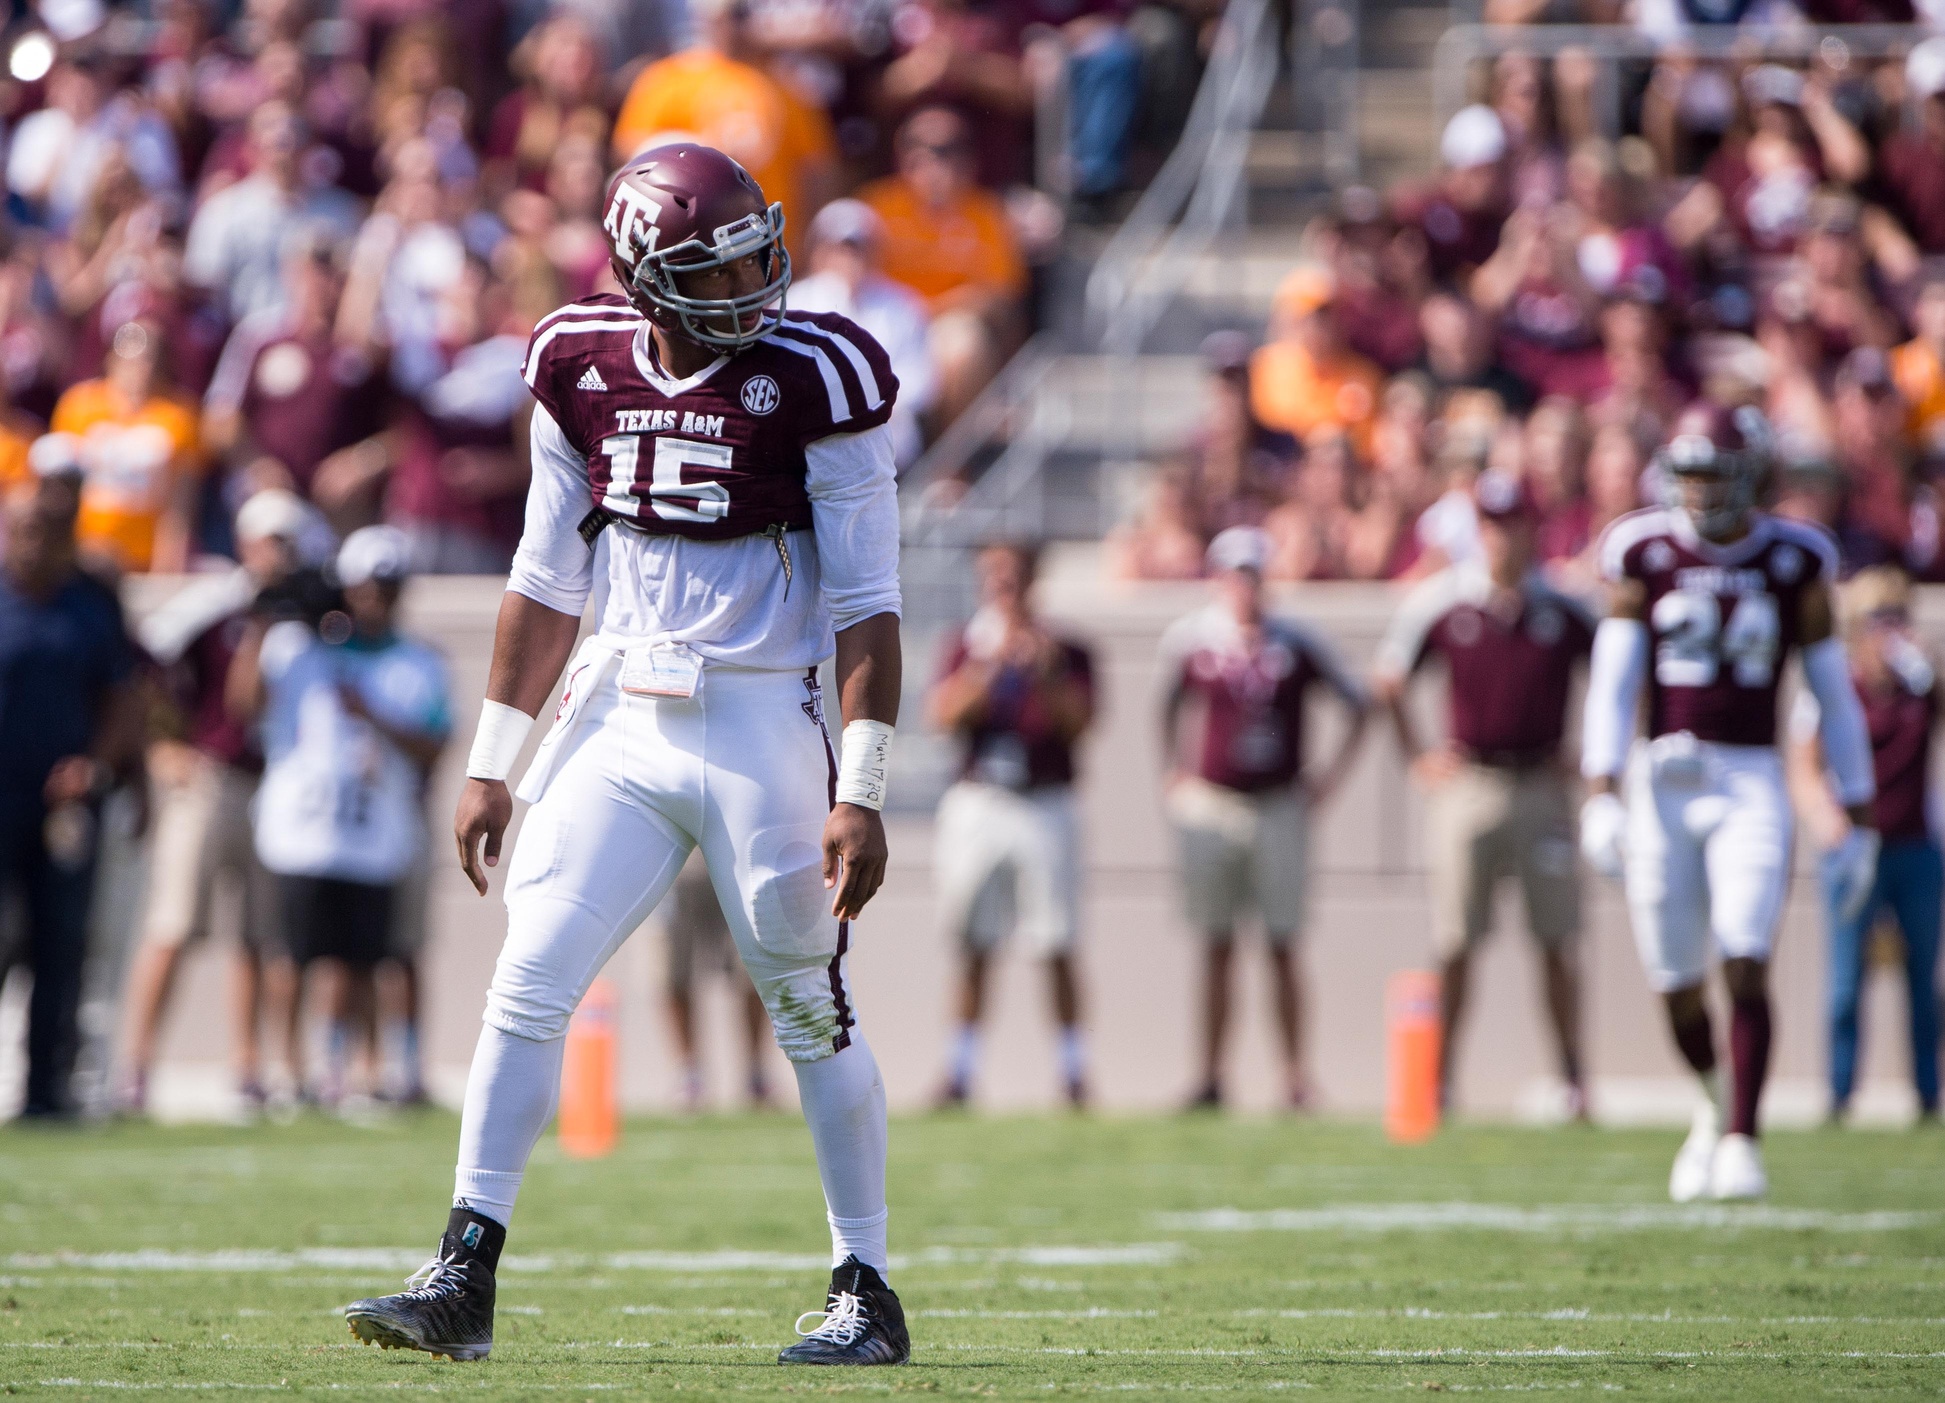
[
  {"left": 344, "top": 1208, "right": 503, "bottom": 1361},
  {"left": 777, "top": 1256, "right": 910, "bottom": 1365}
]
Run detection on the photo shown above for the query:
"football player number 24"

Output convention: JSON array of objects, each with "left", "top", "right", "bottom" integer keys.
[
  {"left": 1652, "top": 589, "right": 1780, "bottom": 688},
  {"left": 601, "top": 434, "right": 731, "bottom": 523}
]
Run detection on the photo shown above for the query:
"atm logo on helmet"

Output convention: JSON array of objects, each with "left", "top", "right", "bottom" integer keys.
[{"left": 605, "top": 183, "right": 663, "bottom": 260}]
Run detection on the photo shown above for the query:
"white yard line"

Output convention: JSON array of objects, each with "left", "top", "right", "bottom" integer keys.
[
  {"left": 3, "top": 1243, "right": 1182, "bottom": 1275},
  {"left": 1158, "top": 1204, "right": 1939, "bottom": 1234}
]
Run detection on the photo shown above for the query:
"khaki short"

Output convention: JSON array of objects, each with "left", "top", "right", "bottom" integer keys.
[
  {"left": 663, "top": 849, "right": 737, "bottom": 990},
  {"left": 1167, "top": 777, "right": 1308, "bottom": 941},
  {"left": 141, "top": 754, "right": 278, "bottom": 953},
  {"left": 1425, "top": 763, "right": 1580, "bottom": 959},
  {"left": 934, "top": 781, "right": 1082, "bottom": 956}
]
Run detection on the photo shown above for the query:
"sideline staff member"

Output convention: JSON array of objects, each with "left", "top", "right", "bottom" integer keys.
[{"left": 1373, "top": 471, "right": 1596, "bottom": 1118}]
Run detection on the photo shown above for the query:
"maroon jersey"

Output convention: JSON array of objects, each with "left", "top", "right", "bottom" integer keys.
[
  {"left": 937, "top": 611, "right": 1095, "bottom": 790},
  {"left": 521, "top": 296, "right": 898, "bottom": 540},
  {"left": 1601, "top": 509, "right": 1838, "bottom": 747},
  {"left": 205, "top": 313, "right": 381, "bottom": 493},
  {"left": 1855, "top": 665, "right": 1937, "bottom": 842},
  {"left": 1377, "top": 564, "right": 1595, "bottom": 761},
  {"left": 1161, "top": 605, "right": 1367, "bottom": 794}
]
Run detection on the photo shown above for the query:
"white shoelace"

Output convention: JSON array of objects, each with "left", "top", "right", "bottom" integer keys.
[
  {"left": 794, "top": 1290, "right": 867, "bottom": 1344},
  {"left": 400, "top": 1253, "right": 471, "bottom": 1299}
]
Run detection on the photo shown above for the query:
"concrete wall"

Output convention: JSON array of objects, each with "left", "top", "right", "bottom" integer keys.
[{"left": 104, "top": 552, "right": 1936, "bottom": 1124}]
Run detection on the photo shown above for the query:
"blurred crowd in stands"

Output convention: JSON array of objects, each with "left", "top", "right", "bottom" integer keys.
[
  {"left": 1112, "top": 34, "right": 1945, "bottom": 592},
  {"left": 0, "top": 0, "right": 1209, "bottom": 585}
]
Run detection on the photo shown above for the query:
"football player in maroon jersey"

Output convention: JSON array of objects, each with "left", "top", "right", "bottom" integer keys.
[
  {"left": 1579, "top": 402, "right": 1879, "bottom": 1201},
  {"left": 345, "top": 145, "right": 910, "bottom": 1366}
]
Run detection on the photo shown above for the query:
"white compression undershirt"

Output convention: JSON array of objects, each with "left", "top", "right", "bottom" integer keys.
[
  {"left": 1581, "top": 617, "right": 1648, "bottom": 780},
  {"left": 1800, "top": 635, "right": 1878, "bottom": 808}
]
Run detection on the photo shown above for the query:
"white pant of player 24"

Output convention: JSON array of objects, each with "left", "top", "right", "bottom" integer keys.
[
  {"left": 1623, "top": 737, "right": 1793, "bottom": 994},
  {"left": 489, "top": 665, "right": 853, "bottom": 1058}
]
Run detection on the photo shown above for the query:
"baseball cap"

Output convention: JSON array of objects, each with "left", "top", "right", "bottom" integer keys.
[
  {"left": 235, "top": 488, "right": 309, "bottom": 544},
  {"left": 27, "top": 432, "right": 82, "bottom": 479},
  {"left": 1837, "top": 345, "right": 1896, "bottom": 397},
  {"left": 336, "top": 524, "right": 412, "bottom": 587},
  {"left": 1440, "top": 105, "right": 1507, "bottom": 170},
  {"left": 1273, "top": 265, "right": 1337, "bottom": 321},
  {"left": 1205, "top": 525, "right": 1273, "bottom": 576},
  {"left": 1910, "top": 37, "right": 1945, "bottom": 102},
  {"left": 808, "top": 198, "right": 883, "bottom": 250},
  {"left": 1474, "top": 469, "right": 1537, "bottom": 521},
  {"left": 1199, "top": 329, "right": 1253, "bottom": 375},
  {"left": 1741, "top": 64, "right": 1804, "bottom": 109}
]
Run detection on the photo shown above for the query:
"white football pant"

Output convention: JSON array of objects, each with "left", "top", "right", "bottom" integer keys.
[
  {"left": 490, "top": 666, "right": 855, "bottom": 1055},
  {"left": 1622, "top": 737, "right": 1792, "bottom": 993}
]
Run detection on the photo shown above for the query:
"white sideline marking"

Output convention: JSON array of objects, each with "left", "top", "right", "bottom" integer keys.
[
  {"left": 1158, "top": 1204, "right": 1939, "bottom": 1234},
  {"left": 4, "top": 1243, "right": 1182, "bottom": 1275},
  {"left": 1238, "top": 1307, "right": 1945, "bottom": 1326}
]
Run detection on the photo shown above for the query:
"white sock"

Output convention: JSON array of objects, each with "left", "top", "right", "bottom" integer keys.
[
  {"left": 453, "top": 1023, "right": 566, "bottom": 1228},
  {"left": 949, "top": 1025, "right": 979, "bottom": 1089},
  {"left": 1058, "top": 1025, "right": 1086, "bottom": 1086},
  {"left": 792, "top": 1031, "right": 889, "bottom": 1278}
]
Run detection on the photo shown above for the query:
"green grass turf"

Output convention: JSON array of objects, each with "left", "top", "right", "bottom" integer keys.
[{"left": 0, "top": 1113, "right": 1941, "bottom": 1398}]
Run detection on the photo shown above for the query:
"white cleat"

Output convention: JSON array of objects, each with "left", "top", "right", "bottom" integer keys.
[
  {"left": 1669, "top": 1105, "right": 1720, "bottom": 1203},
  {"left": 1708, "top": 1132, "right": 1767, "bottom": 1201}
]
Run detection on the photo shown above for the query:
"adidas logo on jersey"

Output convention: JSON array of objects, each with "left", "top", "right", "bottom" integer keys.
[{"left": 577, "top": 365, "right": 608, "bottom": 391}]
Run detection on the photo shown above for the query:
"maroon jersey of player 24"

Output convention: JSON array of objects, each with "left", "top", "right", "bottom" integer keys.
[
  {"left": 521, "top": 295, "right": 898, "bottom": 540},
  {"left": 1600, "top": 508, "right": 1839, "bottom": 748},
  {"left": 1375, "top": 563, "right": 1596, "bottom": 761}
]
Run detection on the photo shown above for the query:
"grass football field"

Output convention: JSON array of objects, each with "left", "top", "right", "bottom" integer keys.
[{"left": 0, "top": 1112, "right": 1941, "bottom": 1399}]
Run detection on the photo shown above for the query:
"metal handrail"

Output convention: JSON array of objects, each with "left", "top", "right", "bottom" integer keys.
[
  {"left": 1085, "top": 0, "right": 1280, "bottom": 355},
  {"left": 1433, "top": 22, "right": 1937, "bottom": 133}
]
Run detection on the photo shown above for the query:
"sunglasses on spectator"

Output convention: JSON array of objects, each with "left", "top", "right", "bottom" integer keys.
[{"left": 909, "top": 138, "right": 972, "bottom": 159}]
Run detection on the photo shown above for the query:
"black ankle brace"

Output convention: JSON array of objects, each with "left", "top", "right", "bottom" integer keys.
[{"left": 444, "top": 1206, "right": 507, "bottom": 1272}]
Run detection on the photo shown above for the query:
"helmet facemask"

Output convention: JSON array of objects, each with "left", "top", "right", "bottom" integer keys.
[
  {"left": 1659, "top": 434, "right": 1760, "bottom": 540},
  {"left": 625, "top": 202, "right": 791, "bottom": 352}
]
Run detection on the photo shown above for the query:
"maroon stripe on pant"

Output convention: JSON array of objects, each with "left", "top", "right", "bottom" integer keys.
[{"left": 806, "top": 668, "right": 854, "bottom": 1052}]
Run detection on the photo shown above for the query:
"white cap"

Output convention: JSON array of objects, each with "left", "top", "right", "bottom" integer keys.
[
  {"left": 808, "top": 198, "right": 883, "bottom": 250},
  {"left": 336, "top": 524, "right": 412, "bottom": 587},
  {"left": 39, "top": 0, "right": 107, "bottom": 42},
  {"left": 235, "top": 488, "right": 309, "bottom": 545},
  {"left": 27, "top": 432, "right": 82, "bottom": 478},
  {"left": 1910, "top": 37, "right": 1945, "bottom": 102},
  {"left": 1440, "top": 105, "right": 1506, "bottom": 170},
  {"left": 1205, "top": 525, "right": 1273, "bottom": 576},
  {"left": 1741, "top": 64, "right": 1803, "bottom": 109}
]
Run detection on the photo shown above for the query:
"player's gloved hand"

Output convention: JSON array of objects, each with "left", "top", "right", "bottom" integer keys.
[
  {"left": 1579, "top": 791, "right": 1627, "bottom": 880},
  {"left": 1827, "top": 826, "right": 1882, "bottom": 925}
]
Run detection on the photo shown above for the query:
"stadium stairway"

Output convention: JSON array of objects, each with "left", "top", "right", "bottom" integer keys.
[{"left": 906, "top": 0, "right": 1452, "bottom": 549}]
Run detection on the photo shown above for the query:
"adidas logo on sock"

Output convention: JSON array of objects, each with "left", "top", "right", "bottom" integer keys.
[{"left": 577, "top": 365, "right": 607, "bottom": 391}]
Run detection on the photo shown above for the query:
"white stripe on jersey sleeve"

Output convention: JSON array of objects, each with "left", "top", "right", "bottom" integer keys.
[
  {"left": 777, "top": 321, "right": 884, "bottom": 410},
  {"left": 522, "top": 319, "right": 642, "bottom": 388},
  {"left": 1596, "top": 507, "right": 1675, "bottom": 583},
  {"left": 769, "top": 335, "right": 853, "bottom": 423},
  {"left": 1766, "top": 513, "right": 1842, "bottom": 583}
]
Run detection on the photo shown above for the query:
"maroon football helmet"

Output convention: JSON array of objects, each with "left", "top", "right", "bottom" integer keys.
[
  {"left": 603, "top": 143, "right": 790, "bottom": 352},
  {"left": 1655, "top": 400, "right": 1773, "bottom": 539}
]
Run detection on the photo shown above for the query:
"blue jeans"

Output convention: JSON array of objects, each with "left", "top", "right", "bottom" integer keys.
[
  {"left": 1822, "top": 836, "right": 1943, "bottom": 1113},
  {"left": 1068, "top": 27, "right": 1142, "bottom": 197}
]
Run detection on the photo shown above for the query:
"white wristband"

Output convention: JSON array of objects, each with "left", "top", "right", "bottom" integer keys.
[
  {"left": 835, "top": 719, "right": 894, "bottom": 810},
  {"left": 467, "top": 699, "right": 535, "bottom": 782}
]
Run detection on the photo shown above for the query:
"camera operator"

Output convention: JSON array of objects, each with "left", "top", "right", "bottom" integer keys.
[
  {"left": 228, "top": 526, "right": 450, "bottom": 1106},
  {"left": 118, "top": 489, "right": 315, "bottom": 1116}
]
